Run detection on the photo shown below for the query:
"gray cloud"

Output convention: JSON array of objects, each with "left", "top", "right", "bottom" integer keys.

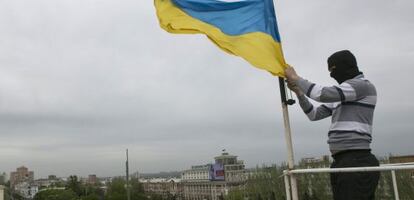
[{"left": 0, "top": 0, "right": 413, "bottom": 178}]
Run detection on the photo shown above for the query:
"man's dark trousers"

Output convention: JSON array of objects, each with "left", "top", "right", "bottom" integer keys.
[{"left": 330, "top": 150, "right": 380, "bottom": 200}]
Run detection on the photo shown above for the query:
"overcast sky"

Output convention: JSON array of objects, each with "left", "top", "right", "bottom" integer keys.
[{"left": 1, "top": 0, "right": 413, "bottom": 178}]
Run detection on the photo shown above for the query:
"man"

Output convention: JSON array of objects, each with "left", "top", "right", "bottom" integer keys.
[{"left": 284, "top": 50, "right": 380, "bottom": 200}]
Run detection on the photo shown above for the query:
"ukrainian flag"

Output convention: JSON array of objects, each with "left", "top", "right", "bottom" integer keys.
[{"left": 154, "top": 0, "right": 287, "bottom": 77}]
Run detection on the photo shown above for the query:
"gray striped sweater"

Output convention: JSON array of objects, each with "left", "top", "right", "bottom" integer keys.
[{"left": 295, "top": 74, "right": 377, "bottom": 153}]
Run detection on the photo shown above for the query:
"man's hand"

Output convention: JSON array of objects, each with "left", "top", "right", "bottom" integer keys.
[
  {"left": 285, "top": 66, "right": 303, "bottom": 96},
  {"left": 287, "top": 81, "right": 304, "bottom": 96},
  {"left": 285, "top": 66, "right": 300, "bottom": 82}
]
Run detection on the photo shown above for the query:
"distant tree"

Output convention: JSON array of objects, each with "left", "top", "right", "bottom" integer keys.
[
  {"left": 225, "top": 188, "right": 244, "bottom": 200},
  {"left": 34, "top": 189, "right": 77, "bottom": 200},
  {"left": 242, "top": 165, "right": 286, "bottom": 199},
  {"left": 147, "top": 193, "right": 163, "bottom": 200},
  {"left": 105, "top": 177, "right": 147, "bottom": 200},
  {"left": 396, "top": 171, "right": 414, "bottom": 199},
  {"left": 83, "top": 184, "right": 104, "bottom": 197},
  {"left": 51, "top": 180, "right": 65, "bottom": 188},
  {"left": 130, "top": 178, "right": 147, "bottom": 200},
  {"left": 3, "top": 187, "right": 11, "bottom": 200},
  {"left": 165, "top": 193, "right": 176, "bottom": 200},
  {"left": 66, "top": 175, "right": 83, "bottom": 196},
  {"left": 82, "top": 193, "right": 100, "bottom": 200},
  {"left": 11, "top": 191, "right": 25, "bottom": 200},
  {"left": 303, "top": 191, "right": 311, "bottom": 200},
  {"left": 105, "top": 178, "right": 127, "bottom": 200}
]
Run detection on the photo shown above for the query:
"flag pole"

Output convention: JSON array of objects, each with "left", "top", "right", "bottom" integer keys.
[{"left": 278, "top": 77, "right": 299, "bottom": 200}]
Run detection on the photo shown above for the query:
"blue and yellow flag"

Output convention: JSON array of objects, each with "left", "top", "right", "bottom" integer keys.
[{"left": 154, "top": 0, "right": 287, "bottom": 77}]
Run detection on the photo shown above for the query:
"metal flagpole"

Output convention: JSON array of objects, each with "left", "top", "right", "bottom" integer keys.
[{"left": 278, "top": 77, "right": 299, "bottom": 200}]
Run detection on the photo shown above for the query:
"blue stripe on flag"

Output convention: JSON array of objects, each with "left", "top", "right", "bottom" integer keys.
[{"left": 172, "top": 0, "right": 281, "bottom": 42}]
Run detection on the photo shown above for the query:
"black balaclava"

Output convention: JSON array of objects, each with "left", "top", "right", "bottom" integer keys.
[{"left": 327, "top": 50, "right": 362, "bottom": 84}]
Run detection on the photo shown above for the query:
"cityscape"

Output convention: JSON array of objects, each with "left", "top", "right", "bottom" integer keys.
[{"left": 1, "top": 151, "right": 413, "bottom": 200}]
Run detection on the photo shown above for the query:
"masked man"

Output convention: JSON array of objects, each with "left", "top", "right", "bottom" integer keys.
[{"left": 285, "top": 50, "right": 380, "bottom": 200}]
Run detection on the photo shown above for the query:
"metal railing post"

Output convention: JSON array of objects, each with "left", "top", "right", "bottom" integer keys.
[
  {"left": 391, "top": 170, "right": 400, "bottom": 200},
  {"left": 283, "top": 171, "right": 292, "bottom": 200},
  {"left": 284, "top": 163, "right": 414, "bottom": 200},
  {"left": 290, "top": 175, "right": 298, "bottom": 200}
]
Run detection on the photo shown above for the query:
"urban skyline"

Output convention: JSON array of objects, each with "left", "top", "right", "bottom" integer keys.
[
  {"left": 1, "top": 151, "right": 412, "bottom": 179},
  {"left": 2, "top": 149, "right": 278, "bottom": 178},
  {"left": 2, "top": 152, "right": 413, "bottom": 200}
]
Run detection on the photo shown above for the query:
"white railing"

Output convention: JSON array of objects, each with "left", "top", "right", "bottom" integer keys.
[{"left": 282, "top": 162, "right": 414, "bottom": 200}]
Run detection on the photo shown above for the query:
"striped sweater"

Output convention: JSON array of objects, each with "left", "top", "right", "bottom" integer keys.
[{"left": 295, "top": 74, "right": 377, "bottom": 153}]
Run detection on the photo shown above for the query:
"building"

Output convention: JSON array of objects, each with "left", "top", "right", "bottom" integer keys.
[
  {"left": 14, "top": 181, "right": 39, "bottom": 199},
  {"left": 34, "top": 175, "right": 62, "bottom": 189},
  {"left": 139, "top": 151, "right": 247, "bottom": 200},
  {"left": 48, "top": 175, "right": 57, "bottom": 180},
  {"left": 0, "top": 185, "right": 4, "bottom": 200},
  {"left": 181, "top": 151, "right": 247, "bottom": 200},
  {"left": 181, "top": 165, "right": 210, "bottom": 181},
  {"left": 389, "top": 154, "right": 414, "bottom": 178},
  {"left": 180, "top": 164, "right": 212, "bottom": 200},
  {"left": 389, "top": 154, "right": 414, "bottom": 163},
  {"left": 87, "top": 174, "right": 98, "bottom": 185},
  {"left": 141, "top": 178, "right": 182, "bottom": 198},
  {"left": 215, "top": 152, "right": 246, "bottom": 183},
  {"left": 10, "top": 166, "right": 34, "bottom": 189},
  {"left": 300, "top": 155, "right": 330, "bottom": 166}
]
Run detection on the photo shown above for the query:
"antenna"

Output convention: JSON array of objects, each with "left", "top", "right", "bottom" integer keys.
[{"left": 126, "top": 149, "right": 131, "bottom": 200}]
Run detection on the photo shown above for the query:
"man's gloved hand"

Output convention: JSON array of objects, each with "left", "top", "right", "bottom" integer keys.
[
  {"left": 287, "top": 81, "right": 304, "bottom": 96},
  {"left": 285, "top": 66, "right": 304, "bottom": 96},
  {"left": 284, "top": 66, "right": 300, "bottom": 82}
]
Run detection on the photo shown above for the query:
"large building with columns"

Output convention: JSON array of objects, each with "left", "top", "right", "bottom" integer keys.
[{"left": 181, "top": 151, "right": 247, "bottom": 200}]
